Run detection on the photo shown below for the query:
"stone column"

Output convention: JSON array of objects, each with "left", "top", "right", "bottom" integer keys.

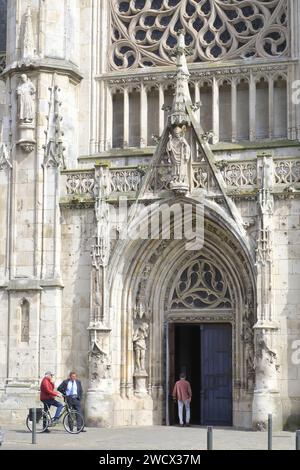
[
  {"left": 194, "top": 81, "right": 201, "bottom": 124},
  {"left": 268, "top": 77, "right": 274, "bottom": 139},
  {"left": 105, "top": 85, "right": 113, "bottom": 151},
  {"left": 212, "top": 76, "right": 219, "bottom": 144},
  {"left": 252, "top": 153, "right": 282, "bottom": 431},
  {"left": 158, "top": 84, "right": 165, "bottom": 136},
  {"left": 249, "top": 73, "right": 256, "bottom": 141},
  {"left": 85, "top": 164, "right": 113, "bottom": 427},
  {"left": 123, "top": 87, "right": 129, "bottom": 148},
  {"left": 140, "top": 83, "right": 148, "bottom": 148},
  {"left": 231, "top": 79, "right": 237, "bottom": 142}
]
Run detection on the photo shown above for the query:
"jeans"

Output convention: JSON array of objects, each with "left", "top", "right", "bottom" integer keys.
[
  {"left": 42, "top": 399, "right": 64, "bottom": 419},
  {"left": 177, "top": 399, "right": 191, "bottom": 425}
]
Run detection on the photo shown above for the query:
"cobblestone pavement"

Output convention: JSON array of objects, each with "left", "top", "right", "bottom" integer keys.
[{"left": 0, "top": 424, "right": 296, "bottom": 450}]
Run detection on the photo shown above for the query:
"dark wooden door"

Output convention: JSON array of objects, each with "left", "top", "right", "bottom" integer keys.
[{"left": 200, "top": 324, "right": 232, "bottom": 426}]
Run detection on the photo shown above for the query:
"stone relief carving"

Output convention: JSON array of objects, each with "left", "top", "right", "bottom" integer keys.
[
  {"left": 254, "top": 333, "right": 279, "bottom": 391},
  {"left": 110, "top": 0, "right": 288, "bottom": 69},
  {"left": 17, "top": 74, "right": 36, "bottom": 124},
  {"left": 166, "top": 125, "right": 191, "bottom": 192},
  {"left": 89, "top": 340, "right": 111, "bottom": 384},
  {"left": 241, "top": 308, "right": 255, "bottom": 390},
  {"left": 0, "top": 143, "right": 12, "bottom": 171},
  {"left": 132, "top": 322, "right": 149, "bottom": 373}
]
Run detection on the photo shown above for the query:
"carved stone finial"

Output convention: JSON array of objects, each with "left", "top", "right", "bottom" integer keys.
[{"left": 22, "top": 5, "right": 35, "bottom": 59}]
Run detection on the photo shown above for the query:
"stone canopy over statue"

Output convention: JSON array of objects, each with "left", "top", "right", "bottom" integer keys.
[
  {"left": 16, "top": 74, "right": 36, "bottom": 124},
  {"left": 166, "top": 125, "right": 191, "bottom": 193}
]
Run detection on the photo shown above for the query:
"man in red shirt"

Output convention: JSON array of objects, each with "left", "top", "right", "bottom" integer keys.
[
  {"left": 172, "top": 373, "right": 192, "bottom": 427},
  {"left": 40, "top": 371, "right": 64, "bottom": 432}
]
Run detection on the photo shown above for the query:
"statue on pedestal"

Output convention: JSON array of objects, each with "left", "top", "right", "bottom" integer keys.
[
  {"left": 166, "top": 125, "right": 191, "bottom": 191},
  {"left": 17, "top": 74, "right": 36, "bottom": 124},
  {"left": 132, "top": 322, "right": 149, "bottom": 373}
]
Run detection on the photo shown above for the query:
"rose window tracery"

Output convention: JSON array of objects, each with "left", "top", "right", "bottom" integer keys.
[{"left": 110, "top": 0, "right": 288, "bottom": 69}]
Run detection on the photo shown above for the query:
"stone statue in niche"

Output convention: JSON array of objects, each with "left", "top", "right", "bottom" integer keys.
[
  {"left": 132, "top": 322, "right": 149, "bottom": 372},
  {"left": 17, "top": 74, "right": 36, "bottom": 123},
  {"left": 166, "top": 125, "right": 191, "bottom": 192}
]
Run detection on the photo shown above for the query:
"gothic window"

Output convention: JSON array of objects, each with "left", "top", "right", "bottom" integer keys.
[
  {"left": 20, "top": 299, "right": 30, "bottom": 343},
  {"left": 170, "top": 257, "right": 232, "bottom": 309},
  {"left": 110, "top": 0, "right": 289, "bottom": 70}
]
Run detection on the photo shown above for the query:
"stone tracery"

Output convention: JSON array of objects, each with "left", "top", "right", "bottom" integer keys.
[
  {"left": 170, "top": 256, "right": 232, "bottom": 309},
  {"left": 110, "top": 0, "right": 288, "bottom": 69}
]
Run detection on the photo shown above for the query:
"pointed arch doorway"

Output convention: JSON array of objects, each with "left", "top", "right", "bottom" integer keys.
[
  {"left": 165, "top": 256, "right": 235, "bottom": 427},
  {"left": 168, "top": 322, "right": 232, "bottom": 426}
]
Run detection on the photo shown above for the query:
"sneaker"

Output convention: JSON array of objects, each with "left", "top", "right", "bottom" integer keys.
[
  {"left": 180, "top": 423, "right": 184, "bottom": 427},
  {"left": 185, "top": 423, "right": 190, "bottom": 427},
  {"left": 43, "top": 429, "right": 51, "bottom": 433},
  {"left": 80, "top": 429, "right": 87, "bottom": 432}
]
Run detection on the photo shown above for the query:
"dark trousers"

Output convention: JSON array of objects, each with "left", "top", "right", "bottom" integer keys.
[{"left": 66, "top": 397, "right": 83, "bottom": 429}]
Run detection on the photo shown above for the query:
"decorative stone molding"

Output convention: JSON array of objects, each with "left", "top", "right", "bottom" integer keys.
[{"left": 110, "top": 0, "right": 289, "bottom": 69}]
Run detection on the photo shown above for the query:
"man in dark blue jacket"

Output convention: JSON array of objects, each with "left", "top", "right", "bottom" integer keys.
[{"left": 57, "top": 371, "right": 86, "bottom": 432}]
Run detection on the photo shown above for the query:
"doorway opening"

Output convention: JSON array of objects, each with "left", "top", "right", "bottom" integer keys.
[{"left": 169, "top": 322, "right": 232, "bottom": 426}]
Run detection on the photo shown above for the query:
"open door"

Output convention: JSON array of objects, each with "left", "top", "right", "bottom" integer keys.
[{"left": 166, "top": 322, "right": 175, "bottom": 425}]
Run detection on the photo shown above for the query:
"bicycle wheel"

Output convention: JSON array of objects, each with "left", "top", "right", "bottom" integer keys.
[
  {"left": 63, "top": 410, "right": 84, "bottom": 434},
  {"left": 26, "top": 410, "right": 50, "bottom": 433}
]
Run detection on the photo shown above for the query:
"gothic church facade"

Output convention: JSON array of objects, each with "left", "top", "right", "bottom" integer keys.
[{"left": 0, "top": 1, "right": 300, "bottom": 430}]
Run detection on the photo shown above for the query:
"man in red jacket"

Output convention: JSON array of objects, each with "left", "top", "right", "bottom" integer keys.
[
  {"left": 172, "top": 372, "right": 192, "bottom": 427},
  {"left": 40, "top": 371, "right": 64, "bottom": 432}
]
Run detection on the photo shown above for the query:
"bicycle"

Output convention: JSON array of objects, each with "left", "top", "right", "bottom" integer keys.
[{"left": 26, "top": 396, "right": 85, "bottom": 434}]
